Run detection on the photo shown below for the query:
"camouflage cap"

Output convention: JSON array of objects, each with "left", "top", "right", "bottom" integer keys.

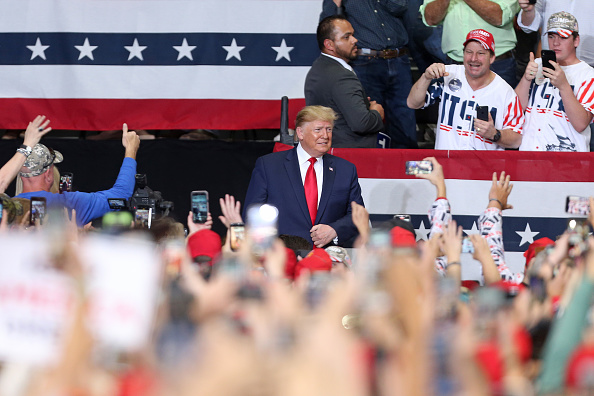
[
  {"left": 325, "top": 245, "right": 351, "bottom": 268},
  {"left": 20, "top": 144, "right": 63, "bottom": 178},
  {"left": 547, "top": 11, "right": 579, "bottom": 37}
]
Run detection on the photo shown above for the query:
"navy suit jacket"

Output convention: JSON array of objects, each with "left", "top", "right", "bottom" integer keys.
[{"left": 243, "top": 147, "right": 364, "bottom": 247}]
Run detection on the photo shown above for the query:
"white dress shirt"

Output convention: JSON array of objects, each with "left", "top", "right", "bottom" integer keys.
[{"left": 296, "top": 143, "right": 323, "bottom": 205}]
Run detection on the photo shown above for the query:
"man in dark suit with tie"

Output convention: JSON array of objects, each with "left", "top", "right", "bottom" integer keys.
[
  {"left": 243, "top": 106, "right": 364, "bottom": 248},
  {"left": 305, "top": 15, "right": 385, "bottom": 148}
]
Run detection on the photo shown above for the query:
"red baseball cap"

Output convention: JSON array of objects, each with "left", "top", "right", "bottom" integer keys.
[
  {"left": 294, "top": 248, "right": 333, "bottom": 279},
  {"left": 186, "top": 229, "right": 222, "bottom": 264},
  {"left": 463, "top": 29, "right": 496, "bottom": 53}
]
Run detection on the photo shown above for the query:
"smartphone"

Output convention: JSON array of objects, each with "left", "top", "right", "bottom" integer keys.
[
  {"left": 462, "top": 237, "right": 474, "bottom": 254},
  {"left": 541, "top": 49, "right": 556, "bottom": 71},
  {"left": 247, "top": 204, "right": 279, "bottom": 256},
  {"left": 191, "top": 190, "right": 209, "bottom": 224},
  {"left": 566, "top": 195, "right": 590, "bottom": 216},
  {"left": 405, "top": 160, "right": 433, "bottom": 175},
  {"left": 30, "top": 197, "right": 47, "bottom": 226},
  {"left": 229, "top": 222, "right": 245, "bottom": 252},
  {"left": 393, "top": 214, "right": 411, "bottom": 222},
  {"left": 134, "top": 207, "right": 152, "bottom": 228},
  {"left": 59, "top": 172, "right": 73, "bottom": 193},
  {"left": 528, "top": 0, "right": 536, "bottom": 4},
  {"left": 476, "top": 105, "right": 489, "bottom": 122}
]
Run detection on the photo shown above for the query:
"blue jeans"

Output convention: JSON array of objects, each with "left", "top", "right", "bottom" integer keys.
[{"left": 351, "top": 55, "right": 418, "bottom": 149}]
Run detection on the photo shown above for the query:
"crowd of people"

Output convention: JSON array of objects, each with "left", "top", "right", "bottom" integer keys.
[
  {"left": 0, "top": 106, "right": 592, "bottom": 395},
  {"left": 315, "top": 1, "right": 594, "bottom": 152}
]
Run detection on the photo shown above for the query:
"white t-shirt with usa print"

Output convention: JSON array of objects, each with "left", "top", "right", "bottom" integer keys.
[
  {"left": 424, "top": 65, "right": 524, "bottom": 150},
  {"left": 520, "top": 59, "right": 594, "bottom": 152}
]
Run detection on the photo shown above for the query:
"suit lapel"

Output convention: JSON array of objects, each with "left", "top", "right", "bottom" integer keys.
[
  {"left": 316, "top": 154, "right": 335, "bottom": 223},
  {"left": 285, "top": 148, "right": 311, "bottom": 224}
]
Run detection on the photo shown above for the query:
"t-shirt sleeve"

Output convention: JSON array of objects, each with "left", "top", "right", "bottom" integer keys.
[
  {"left": 575, "top": 78, "right": 594, "bottom": 114},
  {"left": 502, "top": 92, "right": 525, "bottom": 135}
]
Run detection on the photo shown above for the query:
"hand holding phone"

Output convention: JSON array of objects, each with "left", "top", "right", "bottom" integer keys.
[
  {"left": 405, "top": 160, "right": 433, "bottom": 175},
  {"left": 476, "top": 105, "right": 489, "bottom": 122},
  {"left": 191, "top": 190, "right": 209, "bottom": 224},
  {"left": 541, "top": 50, "right": 556, "bottom": 71},
  {"left": 230, "top": 222, "right": 245, "bottom": 252},
  {"left": 30, "top": 197, "right": 47, "bottom": 226}
]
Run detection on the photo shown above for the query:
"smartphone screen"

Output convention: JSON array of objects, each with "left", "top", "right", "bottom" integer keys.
[
  {"left": 541, "top": 50, "right": 556, "bottom": 71},
  {"left": 566, "top": 195, "right": 590, "bottom": 215},
  {"left": 108, "top": 198, "right": 127, "bottom": 210},
  {"left": 0, "top": 202, "right": 3, "bottom": 222},
  {"left": 59, "top": 172, "right": 73, "bottom": 193},
  {"left": 135, "top": 207, "right": 152, "bottom": 228},
  {"left": 191, "top": 190, "right": 209, "bottom": 224},
  {"left": 476, "top": 105, "right": 489, "bottom": 122},
  {"left": 405, "top": 160, "right": 433, "bottom": 175},
  {"left": 462, "top": 237, "right": 474, "bottom": 254},
  {"left": 247, "top": 204, "right": 279, "bottom": 256},
  {"left": 230, "top": 223, "right": 245, "bottom": 252},
  {"left": 30, "top": 197, "right": 47, "bottom": 225}
]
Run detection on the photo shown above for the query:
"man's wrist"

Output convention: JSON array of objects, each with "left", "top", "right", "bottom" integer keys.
[{"left": 16, "top": 144, "right": 32, "bottom": 157}]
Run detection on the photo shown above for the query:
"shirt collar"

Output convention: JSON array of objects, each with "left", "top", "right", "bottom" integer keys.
[
  {"left": 296, "top": 143, "right": 322, "bottom": 165},
  {"left": 321, "top": 52, "right": 354, "bottom": 73}
]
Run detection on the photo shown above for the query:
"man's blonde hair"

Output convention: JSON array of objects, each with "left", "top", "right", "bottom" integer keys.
[{"left": 295, "top": 106, "right": 337, "bottom": 129}]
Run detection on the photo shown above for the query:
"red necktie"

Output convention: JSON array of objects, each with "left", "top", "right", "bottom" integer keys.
[{"left": 304, "top": 157, "right": 318, "bottom": 225}]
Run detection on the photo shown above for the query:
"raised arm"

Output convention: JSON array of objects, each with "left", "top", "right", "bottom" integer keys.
[
  {"left": 0, "top": 116, "right": 51, "bottom": 193},
  {"left": 515, "top": 52, "right": 537, "bottom": 110},
  {"left": 122, "top": 123, "right": 140, "bottom": 160},
  {"left": 463, "top": 0, "right": 503, "bottom": 26},
  {"left": 407, "top": 63, "right": 448, "bottom": 109},
  {"left": 422, "top": 0, "right": 450, "bottom": 26},
  {"left": 545, "top": 62, "right": 594, "bottom": 132}
]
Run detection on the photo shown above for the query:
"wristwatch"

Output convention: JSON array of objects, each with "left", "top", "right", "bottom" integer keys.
[
  {"left": 16, "top": 144, "right": 32, "bottom": 157},
  {"left": 491, "top": 129, "right": 501, "bottom": 142}
]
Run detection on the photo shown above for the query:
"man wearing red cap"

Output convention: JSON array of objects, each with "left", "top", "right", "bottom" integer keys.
[{"left": 407, "top": 29, "right": 524, "bottom": 150}]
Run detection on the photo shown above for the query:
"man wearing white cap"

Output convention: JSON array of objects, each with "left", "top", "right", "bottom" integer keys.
[
  {"left": 407, "top": 29, "right": 524, "bottom": 150},
  {"left": 517, "top": 0, "right": 594, "bottom": 67},
  {"left": 516, "top": 11, "right": 594, "bottom": 151}
]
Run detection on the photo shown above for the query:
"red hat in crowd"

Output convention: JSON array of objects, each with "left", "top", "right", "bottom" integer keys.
[
  {"left": 523, "top": 237, "right": 555, "bottom": 270},
  {"left": 463, "top": 29, "right": 496, "bottom": 53},
  {"left": 492, "top": 280, "right": 527, "bottom": 298},
  {"left": 390, "top": 226, "right": 417, "bottom": 248},
  {"left": 475, "top": 327, "right": 533, "bottom": 390},
  {"left": 284, "top": 247, "right": 298, "bottom": 280},
  {"left": 186, "top": 229, "right": 222, "bottom": 264},
  {"left": 565, "top": 344, "right": 594, "bottom": 389},
  {"left": 294, "top": 248, "right": 333, "bottom": 279}
]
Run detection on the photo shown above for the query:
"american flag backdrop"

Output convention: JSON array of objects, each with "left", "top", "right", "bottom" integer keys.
[
  {"left": 327, "top": 148, "right": 594, "bottom": 281},
  {"left": 0, "top": 0, "right": 321, "bottom": 131}
]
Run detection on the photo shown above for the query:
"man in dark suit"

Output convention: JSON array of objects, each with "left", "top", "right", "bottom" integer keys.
[
  {"left": 243, "top": 106, "right": 364, "bottom": 248},
  {"left": 305, "top": 15, "right": 385, "bottom": 148}
]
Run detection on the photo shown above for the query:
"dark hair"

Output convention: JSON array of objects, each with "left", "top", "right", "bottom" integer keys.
[
  {"left": 316, "top": 15, "right": 348, "bottom": 51},
  {"left": 279, "top": 234, "right": 312, "bottom": 252}
]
